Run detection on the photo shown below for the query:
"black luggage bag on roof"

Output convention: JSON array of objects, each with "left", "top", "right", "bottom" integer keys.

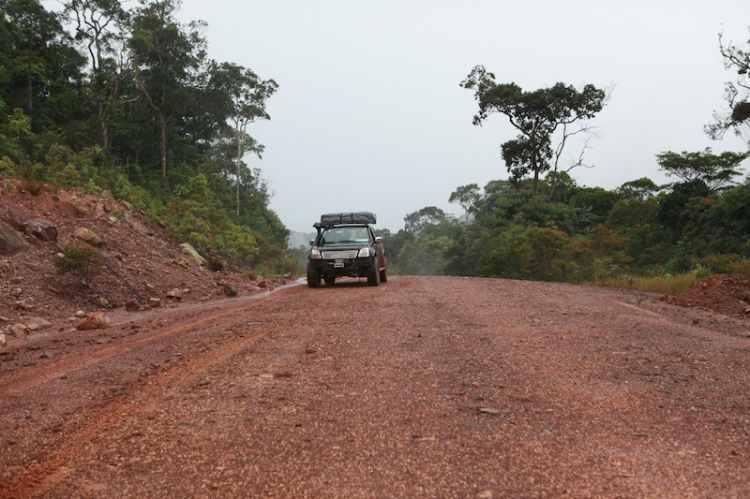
[{"left": 320, "top": 212, "right": 376, "bottom": 226}]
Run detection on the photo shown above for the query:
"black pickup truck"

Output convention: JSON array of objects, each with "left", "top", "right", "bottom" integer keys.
[{"left": 306, "top": 212, "right": 388, "bottom": 287}]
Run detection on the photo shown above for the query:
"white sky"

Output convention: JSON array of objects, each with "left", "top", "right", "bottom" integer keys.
[{"left": 175, "top": 1, "right": 750, "bottom": 233}]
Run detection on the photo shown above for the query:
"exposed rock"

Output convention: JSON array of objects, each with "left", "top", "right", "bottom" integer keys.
[
  {"left": 74, "top": 227, "right": 102, "bottom": 247},
  {"left": 166, "top": 289, "right": 182, "bottom": 301},
  {"left": 26, "top": 317, "right": 52, "bottom": 330},
  {"left": 179, "top": 243, "right": 206, "bottom": 266},
  {"left": 100, "top": 190, "right": 114, "bottom": 199},
  {"left": 125, "top": 299, "right": 141, "bottom": 312},
  {"left": 14, "top": 300, "right": 33, "bottom": 311},
  {"left": 257, "top": 279, "right": 268, "bottom": 289},
  {"left": 74, "top": 310, "right": 87, "bottom": 318},
  {"left": 24, "top": 218, "right": 57, "bottom": 242},
  {"left": 223, "top": 284, "right": 238, "bottom": 297},
  {"left": 0, "top": 333, "right": 6, "bottom": 347},
  {"left": 0, "top": 221, "right": 26, "bottom": 256},
  {"left": 122, "top": 211, "right": 154, "bottom": 236},
  {"left": 149, "top": 297, "right": 162, "bottom": 308},
  {"left": 76, "top": 311, "right": 110, "bottom": 330},
  {"left": 0, "top": 204, "right": 29, "bottom": 230},
  {"left": 9, "top": 323, "right": 29, "bottom": 339}
]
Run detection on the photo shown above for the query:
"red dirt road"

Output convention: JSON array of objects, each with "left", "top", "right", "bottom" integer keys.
[{"left": 1, "top": 276, "right": 749, "bottom": 497}]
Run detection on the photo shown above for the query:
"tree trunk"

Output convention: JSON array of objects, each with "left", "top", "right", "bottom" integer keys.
[
  {"left": 159, "top": 115, "right": 167, "bottom": 178},
  {"left": 236, "top": 131, "right": 242, "bottom": 216},
  {"left": 99, "top": 100, "right": 109, "bottom": 157},
  {"left": 26, "top": 5, "right": 34, "bottom": 121}
]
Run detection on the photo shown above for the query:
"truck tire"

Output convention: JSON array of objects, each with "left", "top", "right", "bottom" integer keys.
[
  {"left": 307, "top": 264, "right": 320, "bottom": 288},
  {"left": 367, "top": 261, "right": 380, "bottom": 286}
]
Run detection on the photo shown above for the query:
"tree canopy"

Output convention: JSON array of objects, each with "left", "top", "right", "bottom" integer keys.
[
  {"left": 706, "top": 28, "right": 750, "bottom": 146},
  {"left": 0, "top": 0, "right": 293, "bottom": 274},
  {"left": 461, "top": 65, "right": 607, "bottom": 195},
  {"left": 656, "top": 148, "right": 748, "bottom": 191}
]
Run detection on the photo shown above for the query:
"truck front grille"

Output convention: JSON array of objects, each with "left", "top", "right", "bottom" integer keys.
[{"left": 322, "top": 250, "right": 358, "bottom": 259}]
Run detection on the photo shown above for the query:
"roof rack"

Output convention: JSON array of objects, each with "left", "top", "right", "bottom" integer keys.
[{"left": 316, "top": 212, "right": 376, "bottom": 228}]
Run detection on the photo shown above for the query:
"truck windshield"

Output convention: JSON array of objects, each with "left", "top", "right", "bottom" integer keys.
[{"left": 320, "top": 227, "right": 369, "bottom": 245}]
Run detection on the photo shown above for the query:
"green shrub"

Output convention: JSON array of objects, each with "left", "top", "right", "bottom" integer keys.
[
  {"left": 0, "top": 156, "right": 15, "bottom": 177},
  {"left": 54, "top": 245, "right": 102, "bottom": 278},
  {"left": 701, "top": 254, "right": 750, "bottom": 278}
]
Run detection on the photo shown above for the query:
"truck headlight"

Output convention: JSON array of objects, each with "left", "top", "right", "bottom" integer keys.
[
  {"left": 310, "top": 249, "right": 322, "bottom": 259},
  {"left": 358, "top": 247, "right": 370, "bottom": 258}
]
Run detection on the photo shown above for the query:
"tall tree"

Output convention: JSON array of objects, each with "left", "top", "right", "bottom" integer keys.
[
  {"left": 615, "top": 177, "right": 660, "bottom": 200},
  {"left": 403, "top": 206, "right": 450, "bottom": 234},
  {"left": 461, "top": 65, "right": 607, "bottom": 195},
  {"left": 0, "top": 0, "right": 86, "bottom": 131},
  {"left": 63, "top": 0, "right": 129, "bottom": 156},
  {"left": 449, "top": 183, "right": 480, "bottom": 224},
  {"left": 706, "top": 28, "right": 750, "bottom": 147},
  {"left": 127, "top": 0, "right": 206, "bottom": 177},
  {"left": 207, "top": 61, "right": 278, "bottom": 215},
  {"left": 656, "top": 148, "right": 748, "bottom": 191}
]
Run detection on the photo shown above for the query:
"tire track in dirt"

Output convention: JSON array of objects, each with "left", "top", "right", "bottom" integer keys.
[
  {"left": 0, "top": 283, "right": 306, "bottom": 399},
  {"left": 0, "top": 284, "right": 307, "bottom": 498},
  {"left": 0, "top": 286, "right": 303, "bottom": 499}
]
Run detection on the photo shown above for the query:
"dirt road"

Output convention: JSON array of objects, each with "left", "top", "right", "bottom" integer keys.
[{"left": 1, "top": 276, "right": 748, "bottom": 497}]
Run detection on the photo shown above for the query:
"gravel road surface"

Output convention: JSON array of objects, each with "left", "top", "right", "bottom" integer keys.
[{"left": 1, "top": 276, "right": 748, "bottom": 498}]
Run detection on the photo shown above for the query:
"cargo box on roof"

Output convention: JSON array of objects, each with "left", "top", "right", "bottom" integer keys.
[{"left": 320, "top": 212, "right": 376, "bottom": 226}]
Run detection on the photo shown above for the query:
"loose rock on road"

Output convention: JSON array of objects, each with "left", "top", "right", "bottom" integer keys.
[{"left": 1, "top": 276, "right": 748, "bottom": 497}]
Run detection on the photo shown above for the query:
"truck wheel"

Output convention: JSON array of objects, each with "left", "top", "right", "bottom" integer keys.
[
  {"left": 367, "top": 261, "right": 380, "bottom": 286},
  {"left": 307, "top": 264, "right": 320, "bottom": 288},
  {"left": 379, "top": 265, "right": 388, "bottom": 283}
]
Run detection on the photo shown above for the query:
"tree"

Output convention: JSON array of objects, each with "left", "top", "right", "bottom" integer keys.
[
  {"left": 615, "top": 177, "right": 660, "bottom": 200},
  {"left": 0, "top": 0, "right": 86, "bottom": 132},
  {"left": 403, "top": 206, "right": 451, "bottom": 235},
  {"left": 63, "top": 0, "right": 129, "bottom": 156},
  {"left": 656, "top": 148, "right": 748, "bottom": 191},
  {"left": 706, "top": 28, "right": 750, "bottom": 146},
  {"left": 461, "top": 65, "right": 607, "bottom": 195},
  {"left": 207, "top": 61, "right": 278, "bottom": 215},
  {"left": 128, "top": 0, "right": 206, "bottom": 177},
  {"left": 449, "top": 183, "right": 480, "bottom": 224}
]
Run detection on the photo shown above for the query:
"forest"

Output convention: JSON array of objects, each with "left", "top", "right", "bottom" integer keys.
[
  {"left": 1, "top": 0, "right": 294, "bottom": 274},
  {"left": 2, "top": 0, "right": 750, "bottom": 284},
  {"left": 382, "top": 37, "right": 750, "bottom": 285}
]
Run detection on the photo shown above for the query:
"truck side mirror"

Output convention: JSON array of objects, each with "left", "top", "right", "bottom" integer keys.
[{"left": 375, "top": 237, "right": 383, "bottom": 244}]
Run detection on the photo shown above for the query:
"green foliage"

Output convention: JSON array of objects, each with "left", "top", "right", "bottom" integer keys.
[
  {"left": 0, "top": 0, "right": 288, "bottom": 276},
  {"left": 54, "top": 245, "right": 102, "bottom": 278},
  {"left": 461, "top": 65, "right": 607, "bottom": 194},
  {"left": 656, "top": 148, "right": 748, "bottom": 191},
  {"left": 595, "top": 273, "right": 702, "bottom": 295},
  {"left": 701, "top": 254, "right": 750, "bottom": 278},
  {"left": 0, "top": 156, "right": 15, "bottom": 176},
  {"left": 213, "top": 224, "right": 259, "bottom": 264},
  {"left": 706, "top": 30, "right": 750, "bottom": 146}
]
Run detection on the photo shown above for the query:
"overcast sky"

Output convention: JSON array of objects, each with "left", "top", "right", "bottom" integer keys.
[{"left": 174, "top": 1, "right": 750, "bottom": 233}]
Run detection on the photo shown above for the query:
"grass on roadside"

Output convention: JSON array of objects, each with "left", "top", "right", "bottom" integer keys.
[{"left": 592, "top": 273, "right": 702, "bottom": 295}]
